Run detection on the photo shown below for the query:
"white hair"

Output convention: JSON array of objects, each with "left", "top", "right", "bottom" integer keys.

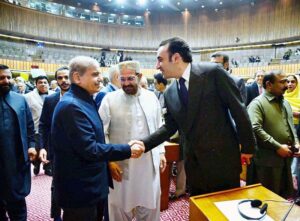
[{"left": 69, "top": 56, "right": 99, "bottom": 83}]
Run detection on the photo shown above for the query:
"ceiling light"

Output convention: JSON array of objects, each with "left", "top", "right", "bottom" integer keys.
[
  {"left": 92, "top": 3, "right": 100, "bottom": 12},
  {"left": 214, "top": 8, "right": 218, "bottom": 12},
  {"left": 201, "top": 5, "right": 205, "bottom": 8},
  {"left": 138, "top": 0, "right": 147, "bottom": 6},
  {"left": 177, "top": 2, "right": 180, "bottom": 5},
  {"left": 161, "top": 5, "right": 164, "bottom": 8},
  {"left": 219, "top": 1, "right": 223, "bottom": 5}
]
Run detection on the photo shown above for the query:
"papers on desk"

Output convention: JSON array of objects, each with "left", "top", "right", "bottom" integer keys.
[{"left": 214, "top": 199, "right": 274, "bottom": 221}]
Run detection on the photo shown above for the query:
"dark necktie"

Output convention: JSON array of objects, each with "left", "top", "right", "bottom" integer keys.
[{"left": 179, "top": 77, "right": 188, "bottom": 107}]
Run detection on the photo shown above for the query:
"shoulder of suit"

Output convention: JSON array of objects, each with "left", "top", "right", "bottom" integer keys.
[
  {"left": 191, "top": 62, "right": 220, "bottom": 75},
  {"left": 9, "top": 90, "right": 25, "bottom": 101}
]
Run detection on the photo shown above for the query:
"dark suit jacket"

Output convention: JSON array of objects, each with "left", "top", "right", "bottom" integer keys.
[
  {"left": 0, "top": 91, "right": 35, "bottom": 200},
  {"left": 142, "top": 63, "right": 255, "bottom": 194},
  {"left": 51, "top": 84, "right": 131, "bottom": 208},
  {"left": 39, "top": 92, "right": 60, "bottom": 159},
  {"left": 94, "top": 83, "right": 116, "bottom": 109},
  {"left": 246, "top": 82, "right": 260, "bottom": 106},
  {"left": 231, "top": 75, "right": 246, "bottom": 103}
]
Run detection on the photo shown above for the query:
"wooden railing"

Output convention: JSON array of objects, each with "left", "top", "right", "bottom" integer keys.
[
  {"left": 231, "top": 63, "right": 300, "bottom": 78},
  {"left": 0, "top": 58, "right": 158, "bottom": 78}
]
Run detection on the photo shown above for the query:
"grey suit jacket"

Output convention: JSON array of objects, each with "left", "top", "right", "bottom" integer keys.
[{"left": 142, "top": 62, "right": 256, "bottom": 193}]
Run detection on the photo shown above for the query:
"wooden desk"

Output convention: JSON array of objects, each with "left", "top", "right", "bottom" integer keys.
[
  {"left": 190, "top": 184, "right": 300, "bottom": 221},
  {"left": 160, "top": 142, "right": 179, "bottom": 211}
]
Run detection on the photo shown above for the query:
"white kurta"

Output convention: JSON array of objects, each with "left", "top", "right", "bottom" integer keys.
[
  {"left": 99, "top": 88, "right": 164, "bottom": 213},
  {"left": 24, "top": 88, "right": 54, "bottom": 133}
]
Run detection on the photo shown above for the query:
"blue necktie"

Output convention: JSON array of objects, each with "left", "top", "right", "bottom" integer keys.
[{"left": 179, "top": 77, "right": 188, "bottom": 107}]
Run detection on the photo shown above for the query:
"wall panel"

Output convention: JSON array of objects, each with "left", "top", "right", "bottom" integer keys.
[{"left": 0, "top": 0, "right": 299, "bottom": 49}]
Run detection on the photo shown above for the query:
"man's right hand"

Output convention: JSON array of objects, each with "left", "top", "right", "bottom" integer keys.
[
  {"left": 128, "top": 140, "right": 145, "bottom": 158},
  {"left": 39, "top": 149, "right": 49, "bottom": 164},
  {"left": 276, "top": 144, "right": 292, "bottom": 158},
  {"left": 109, "top": 162, "right": 123, "bottom": 182}
]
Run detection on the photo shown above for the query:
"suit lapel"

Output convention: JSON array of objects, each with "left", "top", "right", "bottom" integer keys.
[{"left": 185, "top": 64, "right": 205, "bottom": 133}]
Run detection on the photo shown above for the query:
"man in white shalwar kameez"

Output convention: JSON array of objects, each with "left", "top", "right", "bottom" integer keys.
[{"left": 99, "top": 61, "right": 166, "bottom": 221}]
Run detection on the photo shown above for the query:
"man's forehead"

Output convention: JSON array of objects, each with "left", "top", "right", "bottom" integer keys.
[{"left": 157, "top": 45, "right": 168, "bottom": 56}]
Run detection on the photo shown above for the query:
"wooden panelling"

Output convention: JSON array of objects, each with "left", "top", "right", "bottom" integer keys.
[
  {"left": 1, "top": 58, "right": 299, "bottom": 79},
  {"left": 231, "top": 63, "right": 300, "bottom": 78},
  {"left": 0, "top": 59, "right": 158, "bottom": 77},
  {"left": 0, "top": 0, "right": 299, "bottom": 49}
]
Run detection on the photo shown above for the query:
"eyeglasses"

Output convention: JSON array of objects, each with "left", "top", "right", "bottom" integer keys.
[{"left": 120, "top": 76, "right": 136, "bottom": 82}]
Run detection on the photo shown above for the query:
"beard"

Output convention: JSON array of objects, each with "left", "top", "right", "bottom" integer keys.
[
  {"left": 122, "top": 84, "right": 138, "bottom": 95},
  {"left": 0, "top": 83, "right": 12, "bottom": 95},
  {"left": 59, "top": 82, "right": 70, "bottom": 92}
]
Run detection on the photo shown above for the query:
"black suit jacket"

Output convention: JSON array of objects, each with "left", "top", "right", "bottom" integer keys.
[
  {"left": 231, "top": 75, "right": 246, "bottom": 103},
  {"left": 39, "top": 92, "right": 60, "bottom": 160},
  {"left": 142, "top": 62, "right": 256, "bottom": 194},
  {"left": 246, "top": 82, "right": 260, "bottom": 106}
]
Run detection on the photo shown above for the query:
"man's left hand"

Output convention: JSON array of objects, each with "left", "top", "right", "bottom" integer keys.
[
  {"left": 241, "top": 153, "right": 253, "bottom": 165},
  {"left": 159, "top": 153, "right": 167, "bottom": 173},
  {"left": 28, "top": 147, "right": 37, "bottom": 162}
]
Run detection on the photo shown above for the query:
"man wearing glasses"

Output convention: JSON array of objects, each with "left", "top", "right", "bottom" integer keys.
[{"left": 99, "top": 61, "right": 166, "bottom": 221}]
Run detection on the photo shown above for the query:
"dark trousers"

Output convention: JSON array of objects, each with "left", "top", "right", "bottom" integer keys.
[
  {"left": 62, "top": 199, "right": 106, "bottom": 221},
  {"left": 0, "top": 198, "right": 27, "bottom": 221},
  {"left": 51, "top": 180, "right": 61, "bottom": 219}
]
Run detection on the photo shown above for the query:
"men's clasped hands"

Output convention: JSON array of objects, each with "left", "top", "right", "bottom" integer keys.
[{"left": 128, "top": 140, "right": 145, "bottom": 158}]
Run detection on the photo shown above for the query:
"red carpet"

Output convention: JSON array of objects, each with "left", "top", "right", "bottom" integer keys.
[{"left": 27, "top": 170, "right": 189, "bottom": 221}]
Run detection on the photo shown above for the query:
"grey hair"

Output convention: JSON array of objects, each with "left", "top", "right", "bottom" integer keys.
[
  {"left": 69, "top": 56, "right": 99, "bottom": 83},
  {"left": 108, "top": 65, "right": 119, "bottom": 82}
]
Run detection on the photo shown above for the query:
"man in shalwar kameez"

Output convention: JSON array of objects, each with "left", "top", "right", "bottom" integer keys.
[{"left": 99, "top": 60, "right": 166, "bottom": 221}]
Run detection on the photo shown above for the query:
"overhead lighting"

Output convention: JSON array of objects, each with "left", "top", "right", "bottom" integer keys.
[
  {"left": 201, "top": 5, "right": 205, "bottom": 8},
  {"left": 214, "top": 8, "right": 218, "bottom": 12},
  {"left": 219, "top": 1, "right": 223, "bottom": 5},
  {"left": 92, "top": 3, "right": 100, "bottom": 12},
  {"left": 177, "top": 1, "right": 180, "bottom": 5},
  {"left": 117, "top": 0, "right": 125, "bottom": 4},
  {"left": 84, "top": 9, "right": 90, "bottom": 12},
  {"left": 68, "top": 6, "right": 75, "bottom": 10},
  {"left": 138, "top": 0, "right": 147, "bottom": 6},
  {"left": 160, "top": 5, "right": 164, "bottom": 8}
]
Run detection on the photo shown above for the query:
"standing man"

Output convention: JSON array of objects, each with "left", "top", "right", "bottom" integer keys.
[
  {"left": 99, "top": 61, "right": 166, "bottom": 221},
  {"left": 0, "top": 65, "right": 37, "bottom": 220},
  {"left": 247, "top": 70, "right": 300, "bottom": 197},
  {"left": 246, "top": 70, "right": 265, "bottom": 106},
  {"left": 211, "top": 51, "right": 247, "bottom": 102},
  {"left": 51, "top": 56, "right": 144, "bottom": 221},
  {"left": 153, "top": 72, "right": 168, "bottom": 108},
  {"left": 25, "top": 75, "right": 54, "bottom": 175},
  {"left": 94, "top": 65, "right": 121, "bottom": 108},
  {"left": 141, "top": 37, "right": 256, "bottom": 196},
  {"left": 39, "top": 66, "right": 70, "bottom": 221}
]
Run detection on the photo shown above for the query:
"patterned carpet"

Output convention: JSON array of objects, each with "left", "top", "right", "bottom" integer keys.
[{"left": 27, "top": 170, "right": 189, "bottom": 221}]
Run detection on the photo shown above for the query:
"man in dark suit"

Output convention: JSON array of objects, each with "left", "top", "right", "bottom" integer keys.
[
  {"left": 211, "top": 51, "right": 247, "bottom": 102},
  {"left": 51, "top": 56, "right": 144, "bottom": 221},
  {"left": 94, "top": 65, "right": 121, "bottom": 108},
  {"left": 245, "top": 70, "right": 265, "bottom": 106},
  {"left": 39, "top": 66, "right": 70, "bottom": 221},
  {"left": 0, "top": 65, "right": 37, "bottom": 220},
  {"left": 141, "top": 37, "right": 256, "bottom": 196}
]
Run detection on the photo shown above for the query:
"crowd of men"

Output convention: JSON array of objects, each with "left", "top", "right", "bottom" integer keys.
[{"left": 1, "top": 37, "right": 300, "bottom": 221}]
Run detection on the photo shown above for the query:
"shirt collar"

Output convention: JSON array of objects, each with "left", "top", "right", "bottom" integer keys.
[
  {"left": 176, "top": 63, "right": 191, "bottom": 85},
  {"left": 264, "top": 91, "right": 284, "bottom": 102},
  {"left": 181, "top": 63, "right": 191, "bottom": 82}
]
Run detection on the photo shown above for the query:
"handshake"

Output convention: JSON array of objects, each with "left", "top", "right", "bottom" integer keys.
[{"left": 128, "top": 140, "right": 145, "bottom": 158}]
